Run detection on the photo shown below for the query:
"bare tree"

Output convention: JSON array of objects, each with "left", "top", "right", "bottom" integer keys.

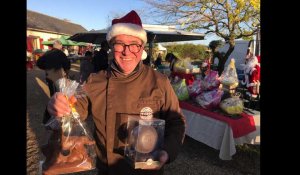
[{"left": 143, "top": 0, "right": 260, "bottom": 74}]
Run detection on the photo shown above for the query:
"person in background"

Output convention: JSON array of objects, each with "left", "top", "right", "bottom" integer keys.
[
  {"left": 79, "top": 51, "right": 94, "bottom": 84},
  {"left": 93, "top": 40, "right": 110, "bottom": 72},
  {"left": 165, "top": 53, "right": 178, "bottom": 72},
  {"left": 63, "top": 47, "right": 69, "bottom": 56},
  {"left": 36, "top": 39, "right": 71, "bottom": 96},
  {"left": 46, "top": 10, "right": 185, "bottom": 175},
  {"left": 154, "top": 53, "right": 162, "bottom": 68}
]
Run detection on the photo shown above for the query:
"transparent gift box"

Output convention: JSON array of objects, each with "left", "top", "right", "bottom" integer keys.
[{"left": 124, "top": 108, "right": 165, "bottom": 169}]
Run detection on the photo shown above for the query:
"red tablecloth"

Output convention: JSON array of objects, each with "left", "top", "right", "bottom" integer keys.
[
  {"left": 179, "top": 101, "right": 256, "bottom": 138},
  {"left": 171, "top": 72, "right": 195, "bottom": 85}
]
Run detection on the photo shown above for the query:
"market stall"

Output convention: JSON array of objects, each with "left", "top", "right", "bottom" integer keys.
[
  {"left": 170, "top": 58, "right": 260, "bottom": 160},
  {"left": 180, "top": 101, "right": 259, "bottom": 160}
]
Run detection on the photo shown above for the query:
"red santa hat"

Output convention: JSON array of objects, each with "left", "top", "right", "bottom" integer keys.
[{"left": 106, "top": 10, "right": 147, "bottom": 44}]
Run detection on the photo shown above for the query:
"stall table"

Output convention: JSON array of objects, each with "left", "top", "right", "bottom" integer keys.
[{"left": 179, "top": 101, "right": 260, "bottom": 160}]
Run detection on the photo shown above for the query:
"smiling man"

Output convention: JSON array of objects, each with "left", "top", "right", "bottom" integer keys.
[{"left": 46, "top": 10, "right": 185, "bottom": 175}]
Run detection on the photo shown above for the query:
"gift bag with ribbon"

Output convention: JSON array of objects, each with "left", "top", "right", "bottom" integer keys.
[{"left": 42, "top": 78, "right": 97, "bottom": 175}]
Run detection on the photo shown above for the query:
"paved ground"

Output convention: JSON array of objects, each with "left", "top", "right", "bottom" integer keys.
[{"left": 27, "top": 65, "right": 260, "bottom": 175}]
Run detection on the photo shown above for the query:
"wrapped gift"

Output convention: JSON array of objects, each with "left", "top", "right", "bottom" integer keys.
[
  {"left": 124, "top": 107, "right": 165, "bottom": 169},
  {"left": 220, "top": 59, "right": 239, "bottom": 88},
  {"left": 195, "top": 89, "right": 224, "bottom": 110},
  {"left": 220, "top": 93, "right": 244, "bottom": 115},
  {"left": 42, "top": 78, "right": 97, "bottom": 175}
]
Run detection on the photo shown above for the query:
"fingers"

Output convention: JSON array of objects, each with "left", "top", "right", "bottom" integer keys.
[
  {"left": 142, "top": 150, "right": 169, "bottom": 170},
  {"left": 69, "top": 95, "right": 77, "bottom": 105},
  {"left": 159, "top": 150, "right": 169, "bottom": 165},
  {"left": 47, "top": 92, "right": 72, "bottom": 117},
  {"left": 154, "top": 150, "right": 168, "bottom": 170}
]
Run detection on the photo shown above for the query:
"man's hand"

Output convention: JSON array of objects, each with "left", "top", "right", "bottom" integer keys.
[
  {"left": 157, "top": 150, "right": 169, "bottom": 169},
  {"left": 144, "top": 150, "right": 169, "bottom": 170},
  {"left": 47, "top": 92, "right": 77, "bottom": 117}
]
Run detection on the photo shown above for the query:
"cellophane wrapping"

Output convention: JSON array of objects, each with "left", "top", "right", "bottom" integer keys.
[
  {"left": 42, "top": 78, "right": 97, "bottom": 175},
  {"left": 220, "top": 59, "right": 239, "bottom": 88},
  {"left": 220, "top": 93, "right": 244, "bottom": 115},
  {"left": 187, "top": 79, "right": 202, "bottom": 99},
  {"left": 201, "top": 70, "right": 220, "bottom": 91},
  {"left": 171, "top": 77, "right": 189, "bottom": 101},
  {"left": 195, "top": 89, "right": 224, "bottom": 110}
]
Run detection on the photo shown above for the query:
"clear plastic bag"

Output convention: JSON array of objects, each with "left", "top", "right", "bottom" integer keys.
[
  {"left": 195, "top": 89, "right": 224, "bottom": 110},
  {"left": 201, "top": 70, "right": 221, "bottom": 91},
  {"left": 220, "top": 93, "right": 244, "bottom": 115},
  {"left": 171, "top": 77, "right": 189, "bottom": 101},
  {"left": 220, "top": 59, "right": 239, "bottom": 88},
  {"left": 42, "top": 78, "right": 97, "bottom": 175},
  {"left": 187, "top": 79, "right": 202, "bottom": 99}
]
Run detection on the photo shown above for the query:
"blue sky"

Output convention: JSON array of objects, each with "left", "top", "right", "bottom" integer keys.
[{"left": 27, "top": 0, "right": 216, "bottom": 45}]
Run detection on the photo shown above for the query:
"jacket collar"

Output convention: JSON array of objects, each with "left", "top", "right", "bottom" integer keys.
[{"left": 110, "top": 59, "right": 143, "bottom": 78}]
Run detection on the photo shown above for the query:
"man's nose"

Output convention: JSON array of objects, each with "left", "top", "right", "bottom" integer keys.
[{"left": 122, "top": 45, "right": 131, "bottom": 55}]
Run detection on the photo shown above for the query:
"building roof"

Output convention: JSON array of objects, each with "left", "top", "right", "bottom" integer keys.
[{"left": 27, "top": 10, "right": 87, "bottom": 35}]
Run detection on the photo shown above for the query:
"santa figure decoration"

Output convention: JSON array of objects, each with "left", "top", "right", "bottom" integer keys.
[{"left": 241, "top": 52, "right": 260, "bottom": 98}]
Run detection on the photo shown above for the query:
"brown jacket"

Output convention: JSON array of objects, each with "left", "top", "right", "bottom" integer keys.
[{"left": 75, "top": 61, "right": 186, "bottom": 175}]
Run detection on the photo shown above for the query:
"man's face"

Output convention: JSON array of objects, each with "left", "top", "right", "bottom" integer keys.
[
  {"left": 112, "top": 35, "right": 144, "bottom": 75},
  {"left": 54, "top": 42, "right": 63, "bottom": 50}
]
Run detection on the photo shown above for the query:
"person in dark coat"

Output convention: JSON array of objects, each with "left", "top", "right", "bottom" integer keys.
[
  {"left": 165, "top": 53, "right": 178, "bottom": 72},
  {"left": 154, "top": 53, "right": 162, "bottom": 68},
  {"left": 36, "top": 40, "right": 71, "bottom": 96},
  {"left": 80, "top": 51, "right": 94, "bottom": 84},
  {"left": 93, "top": 41, "right": 110, "bottom": 72}
]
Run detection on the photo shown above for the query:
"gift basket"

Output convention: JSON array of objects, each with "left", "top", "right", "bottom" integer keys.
[
  {"left": 195, "top": 89, "right": 224, "bottom": 110},
  {"left": 219, "top": 92, "right": 244, "bottom": 115},
  {"left": 42, "top": 78, "right": 97, "bottom": 175},
  {"left": 171, "top": 76, "right": 189, "bottom": 101},
  {"left": 220, "top": 59, "right": 239, "bottom": 91},
  {"left": 201, "top": 70, "right": 221, "bottom": 91},
  {"left": 187, "top": 79, "right": 202, "bottom": 99}
]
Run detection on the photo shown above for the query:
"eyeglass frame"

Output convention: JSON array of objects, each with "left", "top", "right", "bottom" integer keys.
[{"left": 112, "top": 42, "right": 143, "bottom": 53}]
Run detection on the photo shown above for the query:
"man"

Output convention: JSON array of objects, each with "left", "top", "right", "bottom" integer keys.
[
  {"left": 93, "top": 40, "right": 110, "bottom": 72},
  {"left": 165, "top": 53, "right": 178, "bottom": 72},
  {"left": 46, "top": 10, "right": 185, "bottom": 175},
  {"left": 36, "top": 39, "right": 71, "bottom": 96},
  {"left": 62, "top": 46, "right": 69, "bottom": 56},
  {"left": 154, "top": 53, "right": 162, "bottom": 68},
  {"left": 80, "top": 51, "right": 94, "bottom": 84},
  {"left": 241, "top": 52, "right": 260, "bottom": 98}
]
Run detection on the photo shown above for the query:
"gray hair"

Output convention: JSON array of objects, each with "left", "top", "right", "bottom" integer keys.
[{"left": 53, "top": 39, "right": 62, "bottom": 45}]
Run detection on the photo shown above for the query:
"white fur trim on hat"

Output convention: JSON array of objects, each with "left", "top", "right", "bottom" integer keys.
[
  {"left": 141, "top": 50, "right": 147, "bottom": 60},
  {"left": 106, "top": 23, "right": 147, "bottom": 44}
]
